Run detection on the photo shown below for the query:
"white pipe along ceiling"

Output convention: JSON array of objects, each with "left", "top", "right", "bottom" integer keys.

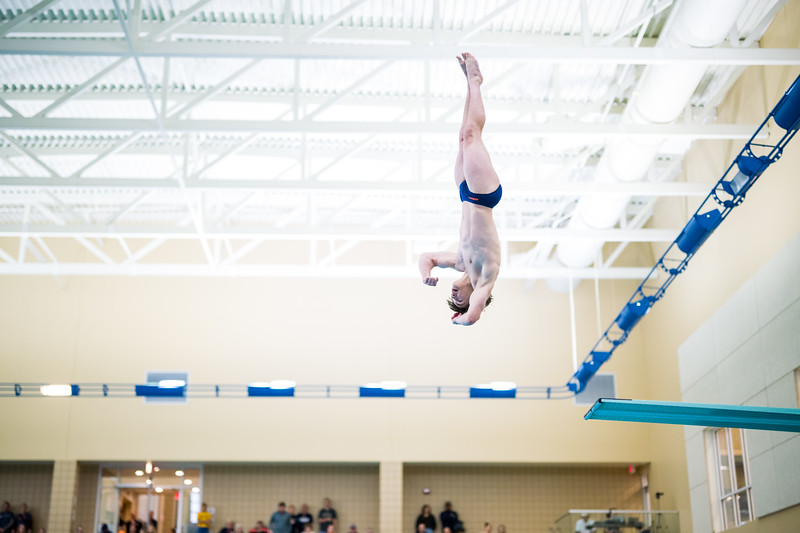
[{"left": 555, "top": 0, "right": 751, "bottom": 274}]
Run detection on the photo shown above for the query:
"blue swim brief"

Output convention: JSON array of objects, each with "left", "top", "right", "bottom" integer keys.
[{"left": 459, "top": 180, "right": 502, "bottom": 208}]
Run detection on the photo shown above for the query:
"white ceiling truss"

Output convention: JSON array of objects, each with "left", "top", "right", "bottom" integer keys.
[{"left": 0, "top": 0, "right": 795, "bottom": 279}]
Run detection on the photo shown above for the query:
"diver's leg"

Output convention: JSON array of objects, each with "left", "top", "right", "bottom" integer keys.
[
  {"left": 461, "top": 53, "right": 500, "bottom": 194},
  {"left": 454, "top": 55, "right": 469, "bottom": 188}
]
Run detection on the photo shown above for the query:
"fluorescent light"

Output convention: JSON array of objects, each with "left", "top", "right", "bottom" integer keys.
[
  {"left": 184, "top": 479, "right": 192, "bottom": 485},
  {"left": 135, "top": 470, "right": 144, "bottom": 477},
  {"left": 359, "top": 381, "right": 406, "bottom": 398},
  {"left": 136, "top": 383, "right": 185, "bottom": 397},
  {"left": 175, "top": 470, "right": 184, "bottom": 477},
  {"left": 40, "top": 384, "right": 78, "bottom": 397},
  {"left": 158, "top": 379, "right": 185, "bottom": 388},
  {"left": 269, "top": 380, "right": 296, "bottom": 389},
  {"left": 469, "top": 382, "right": 517, "bottom": 398},
  {"left": 247, "top": 381, "right": 296, "bottom": 397}
]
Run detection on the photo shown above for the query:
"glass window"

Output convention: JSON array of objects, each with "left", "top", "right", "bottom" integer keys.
[{"left": 712, "top": 428, "right": 754, "bottom": 529}]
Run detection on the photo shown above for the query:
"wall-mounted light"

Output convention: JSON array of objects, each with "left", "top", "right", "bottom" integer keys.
[
  {"left": 675, "top": 209, "right": 722, "bottom": 255},
  {"left": 469, "top": 381, "right": 517, "bottom": 398},
  {"left": 721, "top": 155, "right": 771, "bottom": 196},
  {"left": 615, "top": 297, "right": 655, "bottom": 331},
  {"left": 247, "top": 380, "right": 296, "bottom": 397},
  {"left": 184, "top": 479, "right": 192, "bottom": 486},
  {"left": 135, "top": 470, "right": 144, "bottom": 477},
  {"left": 155, "top": 487, "right": 163, "bottom": 493},
  {"left": 40, "top": 384, "right": 79, "bottom": 397},
  {"left": 191, "top": 487, "right": 200, "bottom": 493},
  {"left": 145, "top": 461, "right": 153, "bottom": 474},
  {"left": 175, "top": 470, "right": 184, "bottom": 477},
  {"left": 359, "top": 381, "right": 407, "bottom": 398},
  {"left": 135, "top": 380, "right": 186, "bottom": 398},
  {"left": 773, "top": 76, "right": 800, "bottom": 130}
]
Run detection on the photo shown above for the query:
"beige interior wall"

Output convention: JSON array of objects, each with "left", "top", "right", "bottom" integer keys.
[
  {"left": 0, "top": 273, "right": 651, "bottom": 465},
  {"left": 640, "top": 1, "right": 800, "bottom": 531},
  {"left": 0, "top": 462, "right": 54, "bottom": 531},
  {"left": 203, "top": 464, "right": 379, "bottom": 533},
  {"left": 735, "top": 502, "right": 800, "bottom": 533},
  {"left": 75, "top": 464, "right": 99, "bottom": 533},
  {"left": 403, "top": 464, "right": 644, "bottom": 533}
]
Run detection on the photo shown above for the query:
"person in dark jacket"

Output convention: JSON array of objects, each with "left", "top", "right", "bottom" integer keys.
[{"left": 415, "top": 506, "right": 436, "bottom": 533}]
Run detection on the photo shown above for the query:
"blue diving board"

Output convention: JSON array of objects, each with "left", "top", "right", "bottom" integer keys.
[{"left": 584, "top": 398, "right": 800, "bottom": 433}]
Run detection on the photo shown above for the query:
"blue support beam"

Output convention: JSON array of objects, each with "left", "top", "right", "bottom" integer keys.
[{"left": 567, "top": 74, "right": 800, "bottom": 394}]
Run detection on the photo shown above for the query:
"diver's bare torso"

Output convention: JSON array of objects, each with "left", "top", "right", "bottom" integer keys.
[{"left": 457, "top": 202, "right": 501, "bottom": 290}]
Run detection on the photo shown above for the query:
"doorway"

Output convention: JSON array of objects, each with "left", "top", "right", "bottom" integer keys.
[{"left": 95, "top": 465, "right": 202, "bottom": 533}]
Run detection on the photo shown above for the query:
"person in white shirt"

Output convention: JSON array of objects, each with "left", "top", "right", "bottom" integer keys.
[{"left": 575, "top": 513, "right": 593, "bottom": 533}]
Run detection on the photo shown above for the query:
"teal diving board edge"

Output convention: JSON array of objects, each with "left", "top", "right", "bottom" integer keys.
[{"left": 584, "top": 398, "right": 800, "bottom": 433}]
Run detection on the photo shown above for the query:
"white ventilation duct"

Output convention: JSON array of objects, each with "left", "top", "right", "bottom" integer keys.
[{"left": 554, "top": 0, "right": 749, "bottom": 270}]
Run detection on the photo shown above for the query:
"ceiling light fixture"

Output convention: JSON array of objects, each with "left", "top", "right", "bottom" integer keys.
[
  {"left": 247, "top": 380, "right": 296, "bottom": 397},
  {"left": 40, "top": 384, "right": 79, "bottom": 397},
  {"left": 469, "top": 381, "right": 517, "bottom": 398},
  {"left": 359, "top": 381, "right": 407, "bottom": 398}
]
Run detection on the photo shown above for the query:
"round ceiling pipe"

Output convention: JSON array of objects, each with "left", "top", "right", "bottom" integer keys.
[{"left": 555, "top": 0, "right": 749, "bottom": 271}]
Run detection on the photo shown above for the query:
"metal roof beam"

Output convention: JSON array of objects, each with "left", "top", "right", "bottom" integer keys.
[
  {"left": 0, "top": 144, "right": 601, "bottom": 165},
  {"left": 32, "top": 57, "right": 129, "bottom": 118},
  {"left": 295, "top": 0, "right": 370, "bottom": 43},
  {"left": 0, "top": 117, "right": 762, "bottom": 138},
  {"left": 0, "top": 261, "right": 653, "bottom": 279},
  {"left": 0, "top": 131, "right": 61, "bottom": 177},
  {"left": 143, "top": 0, "right": 216, "bottom": 42},
  {"left": 0, "top": 0, "right": 59, "bottom": 38},
  {"left": 457, "top": 0, "right": 524, "bottom": 43},
  {"left": 1, "top": 39, "right": 797, "bottom": 64},
  {"left": 0, "top": 178, "right": 712, "bottom": 197},
  {"left": 597, "top": 0, "right": 673, "bottom": 47},
  {"left": 3, "top": 22, "right": 659, "bottom": 48},
  {"left": 0, "top": 98, "right": 22, "bottom": 117},
  {"left": 0, "top": 90, "right": 627, "bottom": 117},
  {"left": 0, "top": 225, "right": 681, "bottom": 242},
  {"left": 166, "top": 58, "right": 262, "bottom": 119},
  {"left": 305, "top": 60, "right": 395, "bottom": 120}
]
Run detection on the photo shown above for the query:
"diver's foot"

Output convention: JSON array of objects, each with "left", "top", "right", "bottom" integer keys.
[
  {"left": 462, "top": 52, "right": 483, "bottom": 85},
  {"left": 457, "top": 55, "right": 467, "bottom": 78}
]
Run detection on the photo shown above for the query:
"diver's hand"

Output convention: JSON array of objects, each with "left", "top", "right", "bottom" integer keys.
[{"left": 422, "top": 276, "right": 439, "bottom": 286}]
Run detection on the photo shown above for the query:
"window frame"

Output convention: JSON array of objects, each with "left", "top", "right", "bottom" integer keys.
[{"left": 711, "top": 427, "right": 755, "bottom": 530}]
